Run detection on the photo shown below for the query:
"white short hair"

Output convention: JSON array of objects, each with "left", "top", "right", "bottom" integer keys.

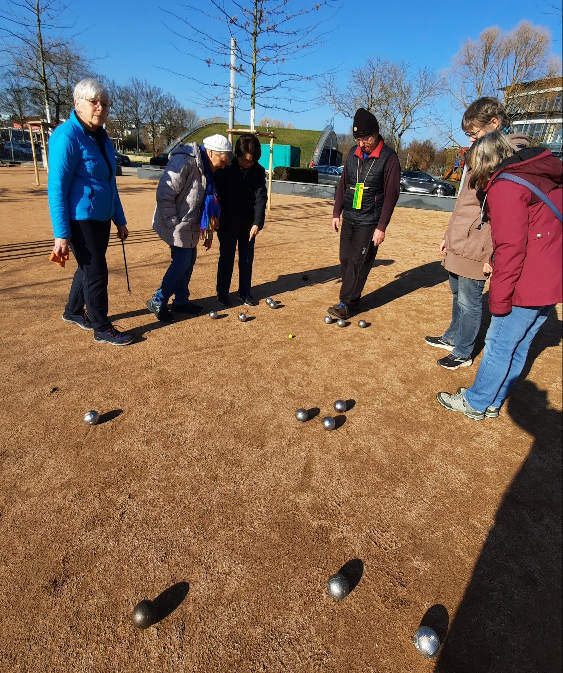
[{"left": 74, "top": 78, "right": 110, "bottom": 104}]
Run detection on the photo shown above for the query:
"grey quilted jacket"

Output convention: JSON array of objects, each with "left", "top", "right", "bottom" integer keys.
[{"left": 152, "top": 143, "right": 207, "bottom": 248}]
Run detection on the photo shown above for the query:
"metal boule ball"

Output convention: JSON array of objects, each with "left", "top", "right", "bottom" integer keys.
[
  {"left": 358, "top": 320, "right": 367, "bottom": 328},
  {"left": 238, "top": 313, "right": 247, "bottom": 322},
  {"left": 334, "top": 399, "right": 347, "bottom": 413},
  {"left": 413, "top": 626, "right": 441, "bottom": 659},
  {"left": 209, "top": 310, "right": 218, "bottom": 319},
  {"left": 322, "top": 416, "right": 336, "bottom": 431},
  {"left": 295, "top": 408, "right": 309, "bottom": 422},
  {"left": 266, "top": 297, "right": 273, "bottom": 304},
  {"left": 132, "top": 600, "right": 154, "bottom": 630},
  {"left": 324, "top": 315, "right": 334, "bottom": 324},
  {"left": 83, "top": 410, "right": 99, "bottom": 425},
  {"left": 337, "top": 318, "right": 346, "bottom": 327},
  {"left": 326, "top": 573, "right": 349, "bottom": 601}
]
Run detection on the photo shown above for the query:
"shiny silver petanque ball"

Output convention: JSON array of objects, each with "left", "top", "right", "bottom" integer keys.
[
  {"left": 132, "top": 600, "right": 154, "bottom": 629},
  {"left": 334, "top": 399, "right": 347, "bottom": 413},
  {"left": 324, "top": 315, "right": 334, "bottom": 324},
  {"left": 295, "top": 408, "right": 309, "bottom": 422},
  {"left": 83, "top": 410, "right": 99, "bottom": 425},
  {"left": 337, "top": 318, "right": 346, "bottom": 327},
  {"left": 358, "top": 320, "right": 367, "bottom": 328},
  {"left": 238, "top": 313, "right": 247, "bottom": 322},
  {"left": 413, "top": 626, "right": 441, "bottom": 659},
  {"left": 209, "top": 310, "right": 218, "bottom": 319},
  {"left": 322, "top": 416, "right": 336, "bottom": 431},
  {"left": 326, "top": 573, "right": 350, "bottom": 601}
]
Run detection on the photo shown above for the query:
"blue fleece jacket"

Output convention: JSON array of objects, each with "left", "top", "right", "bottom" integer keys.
[{"left": 47, "top": 110, "right": 126, "bottom": 238}]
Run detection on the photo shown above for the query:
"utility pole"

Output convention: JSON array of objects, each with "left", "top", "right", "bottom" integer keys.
[{"left": 228, "top": 37, "right": 236, "bottom": 145}]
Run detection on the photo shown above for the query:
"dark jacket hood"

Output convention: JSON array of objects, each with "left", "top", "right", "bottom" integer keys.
[{"left": 485, "top": 147, "right": 563, "bottom": 195}]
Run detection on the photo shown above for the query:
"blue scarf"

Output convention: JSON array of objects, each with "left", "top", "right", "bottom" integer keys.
[{"left": 199, "top": 146, "right": 221, "bottom": 232}]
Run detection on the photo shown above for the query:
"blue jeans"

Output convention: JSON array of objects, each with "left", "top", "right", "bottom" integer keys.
[
  {"left": 442, "top": 273, "right": 486, "bottom": 359},
  {"left": 153, "top": 246, "right": 197, "bottom": 305},
  {"left": 465, "top": 306, "right": 552, "bottom": 411}
]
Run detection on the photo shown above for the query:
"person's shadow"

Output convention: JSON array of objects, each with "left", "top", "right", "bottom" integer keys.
[
  {"left": 360, "top": 261, "right": 447, "bottom": 311},
  {"left": 435, "top": 380, "right": 562, "bottom": 672}
]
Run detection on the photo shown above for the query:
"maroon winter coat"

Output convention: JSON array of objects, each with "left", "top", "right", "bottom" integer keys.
[{"left": 484, "top": 148, "right": 562, "bottom": 315}]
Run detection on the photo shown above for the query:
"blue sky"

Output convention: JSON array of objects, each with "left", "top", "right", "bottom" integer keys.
[{"left": 44, "top": 1, "right": 563, "bottom": 145}]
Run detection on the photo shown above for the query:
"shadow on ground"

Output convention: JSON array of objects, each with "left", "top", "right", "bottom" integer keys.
[{"left": 435, "top": 380, "right": 562, "bottom": 672}]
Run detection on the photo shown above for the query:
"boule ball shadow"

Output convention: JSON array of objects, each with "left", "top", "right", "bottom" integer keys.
[
  {"left": 326, "top": 559, "right": 363, "bottom": 601},
  {"left": 413, "top": 626, "right": 441, "bottom": 659},
  {"left": 132, "top": 581, "right": 189, "bottom": 630},
  {"left": 83, "top": 410, "right": 99, "bottom": 425}
]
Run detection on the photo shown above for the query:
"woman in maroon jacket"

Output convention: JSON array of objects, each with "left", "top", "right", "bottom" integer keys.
[{"left": 437, "top": 132, "right": 562, "bottom": 419}]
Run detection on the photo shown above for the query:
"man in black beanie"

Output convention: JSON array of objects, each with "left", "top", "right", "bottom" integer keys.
[{"left": 328, "top": 107, "right": 400, "bottom": 319}]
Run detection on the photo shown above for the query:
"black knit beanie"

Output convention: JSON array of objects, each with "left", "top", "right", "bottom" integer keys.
[{"left": 353, "top": 108, "right": 379, "bottom": 138}]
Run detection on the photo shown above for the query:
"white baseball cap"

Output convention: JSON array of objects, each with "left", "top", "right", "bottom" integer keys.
[{"left": 202, "top": 134, "right": 232, "bottom": 153}]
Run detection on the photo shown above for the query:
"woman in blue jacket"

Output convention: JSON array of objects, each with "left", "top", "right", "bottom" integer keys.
[{"left": 48, "top": 78, "right": 133, "bottom": 346}]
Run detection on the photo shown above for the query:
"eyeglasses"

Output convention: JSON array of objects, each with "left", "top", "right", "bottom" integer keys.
[
  {"left": 85, "top": 98, "right": 110, "bottom": 109},
  {"left": 464, "top": 128, "right": 482, "bottom": 138}
]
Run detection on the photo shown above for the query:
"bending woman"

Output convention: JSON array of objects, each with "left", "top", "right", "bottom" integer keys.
[{"left": 437, "top": 132, "right": 562, "bottom": 419}]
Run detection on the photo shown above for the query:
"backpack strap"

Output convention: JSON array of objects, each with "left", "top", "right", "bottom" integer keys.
[{"left": 494, "top": 172, "right": 562, "bottom": 223}]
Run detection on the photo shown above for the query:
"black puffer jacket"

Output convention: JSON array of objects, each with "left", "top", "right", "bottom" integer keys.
[{"left": 215, "top": 159, "right": 268, "bottom": 232}]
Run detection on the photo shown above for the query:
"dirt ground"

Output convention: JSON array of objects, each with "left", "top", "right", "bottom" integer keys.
[{"left": 0, "top": 166, "right": 561, "bottom": 673}]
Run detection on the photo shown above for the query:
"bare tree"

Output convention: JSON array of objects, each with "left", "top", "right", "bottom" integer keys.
[
  {"left": 161, "top": 0, "right": 336, "bottom": 129},
  {"left": 160, "top": 98, "right": 197, "bottom": 146},
  {"left": 324, "top": 57, "right": 442, "bottom": 151},
  {"left": 127, "top": 78, "right": 146, "bottom": 152},
  {"left": 0, "top": 76, "right": 33, "bottom": 129},
  {"left": 448, "top": 21, "right": 559, "bottom": 108},
  {"left": 141, "top": 84, "right": 166, "bottom": 155},
  {"left": 0, "top": 0, "right": 73, "bottom": 123}
]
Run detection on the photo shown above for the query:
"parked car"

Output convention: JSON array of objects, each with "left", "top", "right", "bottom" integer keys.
[
  {"left": 114, "top": 151, "right": 131, "bottom": 167},
  {"left": 400, "top": 170, "right": 456, "bottom": 196},
  {"left": 315, "top": 164, "right": 343, "bottom": 176},
  {"left": 149, "top": 153, "right": 169, "bottom": 166},
  {"left": 4, "top": 141, "right": 34, "bottom": 159}
]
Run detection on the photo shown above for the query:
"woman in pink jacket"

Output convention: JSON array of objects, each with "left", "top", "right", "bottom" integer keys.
[{"left": 437, "top": 132, "right": 562, "bottom": 419}]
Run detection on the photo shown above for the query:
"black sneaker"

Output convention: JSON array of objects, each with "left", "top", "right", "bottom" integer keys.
[
  {"left": 62, "top": 310, "right": 93, "bottom": 330},
  {"left": 425, "top": 335, "right": 454, "bottom": 351},
  {"left": 239, "top": 295, "right": 258, "bottom": 307},
  {"left": 94, "top": 325, "right": 133, "bottom": 346},
  {"left": 328, "top": 303, "right": 350, "bottom": 320},
  {"left": 146, "top": 298, "right": 174, "bottom": 322},
  {"left": 170, "top": 301, "right": 203, "bottom": 314},
  {"left": 438, "top": 353, "right": 473, "bottom": 369}
]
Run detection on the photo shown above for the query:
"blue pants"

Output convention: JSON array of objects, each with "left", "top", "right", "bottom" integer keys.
[
  {"left": 465, "top": 306, "right": 552, "bottom": 411},
  {"left": 153, "top": 246, "right": 197, "bottom": 306},
  {"left": 442, "top": 273, "right": 486, "bottom": 359}
]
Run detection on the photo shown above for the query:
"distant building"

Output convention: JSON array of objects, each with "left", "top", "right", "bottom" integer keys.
[{"left": 504, "top": 76, "right": 562, "bottom": 157}]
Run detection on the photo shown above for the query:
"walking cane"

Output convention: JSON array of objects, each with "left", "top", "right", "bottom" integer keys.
[{"left": 121, "top": 238, "right": 131, "bottom": 293}]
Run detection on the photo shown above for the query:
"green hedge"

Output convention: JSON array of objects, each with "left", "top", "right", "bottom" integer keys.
[{"left": 273, "top": 166, "right": 318, "bottom": 183}]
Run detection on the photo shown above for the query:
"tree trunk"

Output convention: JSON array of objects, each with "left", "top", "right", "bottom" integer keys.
[{"left": 35, "top": 0, "right": 51, "bottom": 123}]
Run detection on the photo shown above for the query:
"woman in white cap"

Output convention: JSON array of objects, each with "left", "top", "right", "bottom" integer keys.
[{"left": 147, "top": 134, "right": 232, "bottom": 321}]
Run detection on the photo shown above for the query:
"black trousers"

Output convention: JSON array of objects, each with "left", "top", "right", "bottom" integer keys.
[
  {"left": 216, "top": 227, "right": 255, "bottom": 300},
  {"left": 339, "top": 218, "right": 378, "bottom": 306},
  {"left": 65, "top": 219, "right": 112, "bottom": 331}
]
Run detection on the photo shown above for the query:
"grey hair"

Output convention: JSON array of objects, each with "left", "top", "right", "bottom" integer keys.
[
  {"left": 466, "top": 131, "right": 517, "bottom": 190},
  {"left": 73, "top": 78, "right": 110, "bottom": 104}
]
